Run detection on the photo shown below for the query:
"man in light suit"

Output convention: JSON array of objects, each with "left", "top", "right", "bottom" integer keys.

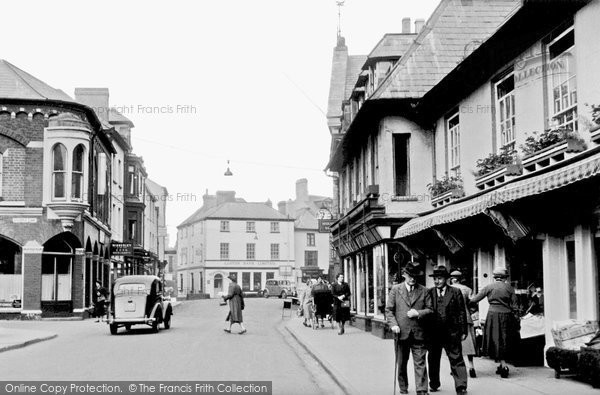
[
  {"left": 386, "top": 261, "right": 432, "bottom": 395},
  {"left": 427, "top": 265, "right": 468, "bottom": 395}
]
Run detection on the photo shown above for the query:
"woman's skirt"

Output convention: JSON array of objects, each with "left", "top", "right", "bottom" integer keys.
[
  {"left": 303, "top": 302, "right": 314, "bottom": 319},
  {"left": 482, "top": 311, "right": 520, "bottom": 360},
  {"left": 461, "top": 324, "right": 477, "bottom": 356},
  {"left": 333, "top": 303, "right": 350, "bottom": 323}
]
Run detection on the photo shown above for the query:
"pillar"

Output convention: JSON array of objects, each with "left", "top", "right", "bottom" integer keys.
[
  {"left": 543, "top": 234, "right": 570, "bottom": 350},
  {"left": 21, "top": 241, "right": 43, "bottom": 318},
  {"left": 72, "top": 248, "right": 85, "bottom": 312},
  {"left": 574, "top": 224, "right": 598, "bottom": 321}
]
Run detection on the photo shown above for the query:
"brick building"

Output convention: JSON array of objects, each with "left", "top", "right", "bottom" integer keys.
[{"left": 0, "top": 60, "right": 114, "bottom": 318}]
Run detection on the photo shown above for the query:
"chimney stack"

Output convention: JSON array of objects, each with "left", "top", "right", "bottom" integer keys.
[
  {"left": 415, "top": 19, "right": 425, "bottom": 34},
  {"left": 202, "top": 190, "right": 217, "bottom": 209},
  {"left": 295, "top": 178, "right": 309, "bottom": 203},
  {"left": 216, "top": 190, "right": 236, "bottom": 206},
  {"left": 74, "top": 88, "right": 110, "bottom": 123},
  {"left": 402, "top": 18, "right": 411, "bottom": 34},
  {"left": 277, "top": 201, "right": 287, "bottom": 215}
]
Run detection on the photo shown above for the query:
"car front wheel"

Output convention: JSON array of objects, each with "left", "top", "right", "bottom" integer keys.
[
  {"left": 263, "top": 290, "right": 269, "bottom": 298},
  {"left": 281, "top": 291, "right": 287, "bottom": 299},
  {"left": 164, "top": 312, "right": 171, "bottom": 329},
  {"left": 110, "top": 323, "right": 118, "bottom": 335}
]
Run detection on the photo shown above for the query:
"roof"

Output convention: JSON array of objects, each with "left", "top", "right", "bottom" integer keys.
[
  {"left": 146, "top": 178, "right": 168, "bottom": 197},
  {"left": 294, "top": 209, "right": 318, "bottom": 230},
  {"left": 114, "top": 275, "right": 160, "bottom": 286},
  {"left": 205, "top": 202, "right": 290, "bottom": 220},
  {"left": 344, "top": 55, "right": 368, "bottom": 99},
  {"left": 363, "top": 33, "right": 417, "bottom": 67},
  {"left": 0, "top": 59, "right": 74, "bottom": 102},
  {"left": 372, "top": 0, "right": 520, "bottom": 100},
  {"left": 109, "top": 107, "right": 134, "bottom": 126}
]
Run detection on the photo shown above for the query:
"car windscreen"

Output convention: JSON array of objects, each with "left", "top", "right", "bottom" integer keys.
[{"left": 115, "top": 283, "right": 150, "bottom": 296}]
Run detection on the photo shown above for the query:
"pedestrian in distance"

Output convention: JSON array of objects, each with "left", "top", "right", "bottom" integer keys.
[
  {"left": 311, "top": 276, "right": 332, "bottom": 329},
  {"left": 385, "top": 261, "right": 432, "bottom": 395},
  {"left": 470, "top": 267, "right": 520, "bottom": 378},
  {"left": 426, "top": 266, "right": 469, "bottom": 395},
  {"left": 300, "top": 279, "right": 316, "bottom": 328},
  {"left": 93, "top": 281, "right": 108, "bottom": 322},
  {"left": 449, "top": 270, "right": 478, "bottom": 378},
  {"left": 331, "top": 273, "right": 351, "bottom": 335},
  {"left": 223, "top": 273, "right": 246, "bottom": 334}
]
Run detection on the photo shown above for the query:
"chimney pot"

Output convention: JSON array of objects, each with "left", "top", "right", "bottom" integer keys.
[
  {"left": 415, "top": 19, "right": 425, "bottom": 34},
  {"left": 402, "top": 18, "right": 411, "bottom": 34}
]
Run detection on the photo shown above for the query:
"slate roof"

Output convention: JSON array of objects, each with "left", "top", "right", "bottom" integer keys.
[
  {"left": 294, "top": 208, "right": 318, "bottom": 230},
  {"left": 344, "top": 55, "right": 368, "bottom": 100},
  {"left": 206, "top": 202, "right": 290, "bottom": 220},
  {"left": 372, "top": 0, "right": 520, "bottom": 100},
  {"left": 364, "top": 33, "right": 417, "bottom": 66},
  {"left": 0, "top": 59, "right": 73, "bottom": 102},
  {"left": 109, "top": 107, "right": 134, "bottom": 126}
]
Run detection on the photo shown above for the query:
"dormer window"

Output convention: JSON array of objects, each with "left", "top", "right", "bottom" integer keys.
[{"left": 52, "top": 144, "right": 67, "bottom": 199}]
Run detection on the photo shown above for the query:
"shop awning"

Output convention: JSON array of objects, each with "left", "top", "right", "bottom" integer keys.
[{"left": 395, "top": 152, "right": 600, "bottom": 239}]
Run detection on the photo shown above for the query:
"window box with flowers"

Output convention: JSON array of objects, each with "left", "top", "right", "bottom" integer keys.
[{"left": 428, "top": 176, "right": 464, "bottom": 207}]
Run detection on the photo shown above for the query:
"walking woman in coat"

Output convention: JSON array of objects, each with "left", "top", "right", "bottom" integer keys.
[
  {"left": 470, "top": 267, "right": 520, "bottom": 378},
  {"left": 331, "top": 273, "right": 351, "bottom": 335},
  {"left": 223, "top": 273, "right": 246, "bottom": 334}
]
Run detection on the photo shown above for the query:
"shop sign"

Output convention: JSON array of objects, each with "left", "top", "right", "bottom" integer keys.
[
  {"left": 318, "top": 219, "right": 335, "bottom": 233},
  {"left": 111, "top": 242, "right": 133, "bottom": 256},
  {"left": 12, "top": 217, "right": 37, "bottom": 223},
  {"left": 222, "top": 261, "right": 274, "bottom": 266}
]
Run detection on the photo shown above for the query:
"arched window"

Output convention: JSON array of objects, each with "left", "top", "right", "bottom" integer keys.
[
  {"left": 72, "top": 145, "right": 85, "bottom": 199},
  {"left": 52, "top": 144, "right": 67, "bottom": 199}
]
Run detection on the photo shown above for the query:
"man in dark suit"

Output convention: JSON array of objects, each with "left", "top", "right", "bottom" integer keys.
[
  {"left": 386, "top": 261, "right": 432, "bottom": 395},
  {"left": 427, "top": 265, "right": 468, "bottom": 395}
]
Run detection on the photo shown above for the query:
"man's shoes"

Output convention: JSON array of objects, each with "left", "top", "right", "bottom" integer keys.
[
  {"left": 430, "top": 386, "right": 439, "bottom": 392},
  {"left": 500, "top": 366, "right": 509, "bottom": 378},
  {"left": 223, "top": 329, "right": 231, "bottom": 333},
  {"left": 239, "top": 329, "right": 247, "bottom": 335},
  {"left": 469, "top": 368, "right": 477, "bottom": 378},
  {"left": 399, "top": 390, "right": 408, "bottom": 394},
  {"left": 495, "top": 365, "right": 503, "bottom": 375},
  {"left": 416, "top": 391, "right": 429, "bottom": 395},
  {"left": 456, "top": 387, "right": 467, "bottom": 395}
]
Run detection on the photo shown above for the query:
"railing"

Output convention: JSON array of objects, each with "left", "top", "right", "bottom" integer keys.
[{"left": 0, "top": 275, "right": 21, "bottom": 307}]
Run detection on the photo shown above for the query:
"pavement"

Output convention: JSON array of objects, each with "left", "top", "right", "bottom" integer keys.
[
  {"left": 283, "top": 316, "right": 600, "bottom": 395},
  {"left": 2, "top": 301, "right": 599, "bottom": 394}
]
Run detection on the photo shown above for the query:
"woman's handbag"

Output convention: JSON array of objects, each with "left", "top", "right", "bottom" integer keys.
[{"left": 341, "top": 300, "right": 350, "bottom": 308}]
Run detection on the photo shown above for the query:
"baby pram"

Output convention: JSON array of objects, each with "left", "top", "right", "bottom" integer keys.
[{"left": 311, "top": 285, "right": 334, "bottom": 329}]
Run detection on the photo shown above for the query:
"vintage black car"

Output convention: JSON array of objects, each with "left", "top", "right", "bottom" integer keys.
[{"left": 108, "top": 275, "right": 173, "bottom": 335}]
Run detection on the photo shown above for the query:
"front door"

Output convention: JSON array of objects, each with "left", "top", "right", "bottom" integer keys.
[
  {"left": 41, "top": 254, "right": 73, "bottom": 316},
  {"left": 214, "top": 274, "right": 223, "bottom": 296}
]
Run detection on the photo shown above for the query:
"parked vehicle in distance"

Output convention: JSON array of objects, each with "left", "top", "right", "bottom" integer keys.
[
  {"left": 263, "top": 279, "right": 296, "bottom": 299},
  {"left": 108, "top": 275, "right": 172, "bottom": 335}
]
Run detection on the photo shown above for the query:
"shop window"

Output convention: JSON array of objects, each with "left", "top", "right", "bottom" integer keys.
[
  {"left": 266, "top": 272, "right": 274, "bottom": 280},
  {"left": 566, "top": 240, "right": 577, "bottom": 319},
  {"left": 375, "top": 247, "right": 386, "bottom": 316},
  {"left": 52, "top": 144, "right": 67, "bottom": 199},
  {"left": 367, "top": 249, "right": 374, "bottom": 315},
  {"left": 393, "top": 134, "right": 410, "bottom": 196},
  {"left": 548, "top": 27, "right": 577, "bottom": 131},
  {"left": 242, "top": 272, "right": 251, "bottom": 291},
  {"left": 0, "top": 152, "right": 3, "bottom": 198},
  {"left": 254, "top": 272, "right": 262, "bottom": 291},
  {"left": 358, "top": 255, "right": 366, "bottom": 313}
]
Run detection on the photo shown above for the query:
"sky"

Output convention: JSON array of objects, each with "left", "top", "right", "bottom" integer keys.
[{"left": 1, "top": 0, "right": 440, "bottom": 246}]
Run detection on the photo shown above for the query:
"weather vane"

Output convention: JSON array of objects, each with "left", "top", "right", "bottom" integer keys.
[{"left": 336, "top": 0, "right": 345, "bottom": 38}]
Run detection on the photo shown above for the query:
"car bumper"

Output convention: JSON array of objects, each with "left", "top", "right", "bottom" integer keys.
[{"left": 109, "top": 317, "right": 157, "bottom": 325}]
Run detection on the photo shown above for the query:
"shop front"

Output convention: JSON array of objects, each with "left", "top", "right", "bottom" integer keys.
[{"left": 394, "top": 154, "right": 600, "bottom": 365}]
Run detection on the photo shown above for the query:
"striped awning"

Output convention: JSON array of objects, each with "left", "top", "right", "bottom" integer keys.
[{"left": 395, "top": 153, "right": 600, "bottom": 239}]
